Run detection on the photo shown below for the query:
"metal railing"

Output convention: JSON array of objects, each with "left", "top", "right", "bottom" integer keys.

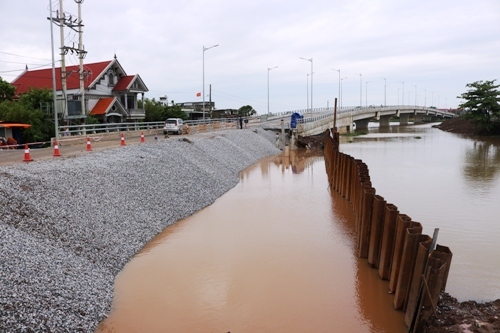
[{"left": 58, "top": 118, "right": 241, "bottom": 137}]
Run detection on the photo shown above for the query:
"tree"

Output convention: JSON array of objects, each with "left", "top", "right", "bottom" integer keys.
[
  {"left": 0, "top": 87, "right": 55, "bottom": 143},
  {"left": 238, "top": 105, "right": 256, "bottom": 117},
  {"left": 458, "top": 80, "right": 500, "bottom": 133},
  {"left": 140, "top": 98, "right": 188, "bottom": 122},
  {"left": 0, "top": 76, "right": 16, "bottom": 102}
]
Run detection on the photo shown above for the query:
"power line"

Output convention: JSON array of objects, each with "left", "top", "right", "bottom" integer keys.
[{"left": 0, "top": 51, "right": 52, "bottom": 62}]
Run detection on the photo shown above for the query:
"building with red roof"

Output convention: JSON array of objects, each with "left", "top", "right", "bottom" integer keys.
[{"left": 10, "top": 56, "right": 148, "bottom": 123}]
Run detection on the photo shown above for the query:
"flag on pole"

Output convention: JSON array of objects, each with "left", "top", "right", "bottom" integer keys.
[{"left": 196, "top": 92, "right": 201, "bottom": 97}]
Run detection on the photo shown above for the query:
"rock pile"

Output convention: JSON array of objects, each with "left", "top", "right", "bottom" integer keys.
[{"left": 0, "top": 129, "right": 280, "bottom": 332}]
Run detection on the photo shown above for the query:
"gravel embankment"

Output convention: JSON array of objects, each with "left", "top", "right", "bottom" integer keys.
[{"left": 0, "top": 129, "right": 281, "bottom": 332}]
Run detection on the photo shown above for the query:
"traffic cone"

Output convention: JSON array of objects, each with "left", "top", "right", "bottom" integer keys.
[
  {"left": 140, "top": 132, "right": 145, "bottom": 143},
  {"left": 23, "top": 144, "right": 33, "bottom": 162},
  {"left": 86, "top": 137, "right": 92, "bottom": 151},
  {"left": 120, "top": 133, "right": 126, "bottom": 146},
  {"left": 53, "top": 140, "right": 61, "bottom": 157}
]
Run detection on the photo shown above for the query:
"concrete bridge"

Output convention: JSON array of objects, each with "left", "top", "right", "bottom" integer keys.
[{"left": 263, "top": 105, "right": 456, "bottom": 138}]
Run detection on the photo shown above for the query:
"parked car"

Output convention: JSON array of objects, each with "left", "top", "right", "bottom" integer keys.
[{"left": 163, "top": 118, "right": 184, "bottom": 135}]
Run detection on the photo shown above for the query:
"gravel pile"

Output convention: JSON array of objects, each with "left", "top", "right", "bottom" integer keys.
[{"left": 0, "top": 129, "right": 280, "bottom": 332}]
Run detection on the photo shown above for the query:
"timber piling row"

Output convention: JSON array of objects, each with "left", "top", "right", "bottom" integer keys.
[{"left": 323, "top": 129, "right": 453, "bottom": 332}]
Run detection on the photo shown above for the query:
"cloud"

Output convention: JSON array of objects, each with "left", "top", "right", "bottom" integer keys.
[{"left": 1, "top": 0, "right": 499, "bottom": 111}]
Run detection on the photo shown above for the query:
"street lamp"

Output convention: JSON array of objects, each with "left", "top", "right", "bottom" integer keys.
[
  {"left": 355, "top": 73, "right": 362, "bottom": 107},
  {"left": 381, "top": 78, "right": 387, "bottom": 106},
  {"left": 202, "top": 44, "right": 219, "bottom": 120},
  {"left": 341, "top": 76, "right": 347, "bottom": 107},
  {"left": 267, "top": 66, "right": 278, "bottom": 115},
  {"left": 333, "top": 69, "right": 340, "bottom": 109},
  {"left": 414, "top": 85, "right": 417, "bottom": 106},
  {"left": 300, "top": 57, "right": 313, "bottom": 117},
  {"left": 400, "top": 81, "right": 404, "bottom": 106},
  {"left": 365, "top": 81, "right": 371, "bottom": 107},
  {"left": 306, "top": 73, "right": 310, "bottom": 110}
]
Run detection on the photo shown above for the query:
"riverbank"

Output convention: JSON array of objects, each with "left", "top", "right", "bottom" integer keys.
[{"left": 0, "top": 129, "right": 281, "bottom": 332}]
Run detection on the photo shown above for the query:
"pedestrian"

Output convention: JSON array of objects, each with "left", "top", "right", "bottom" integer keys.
[
  {"left": 239, "top": 117, "right": 243, "bottom": 129},
  {"left": 244, "top": 118, "right": 248, "bottom": 128}
]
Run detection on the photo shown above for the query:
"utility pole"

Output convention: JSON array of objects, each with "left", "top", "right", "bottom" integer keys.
[
  {"left": 49, "top": 0, "right": 87, "bottom": 124},
  {"left": 59, "top": 1, "right": 67, "bottom": 120},
  {"left": 48, "top": 0, "right": 59, "bottom": 139},
  {"left": 76, "top": 0, "right": 85, "bottom": 119}
]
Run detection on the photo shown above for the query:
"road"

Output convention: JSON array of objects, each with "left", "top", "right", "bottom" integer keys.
[{"left": 0, "top": 132, "right": 163, "bottom": 167}]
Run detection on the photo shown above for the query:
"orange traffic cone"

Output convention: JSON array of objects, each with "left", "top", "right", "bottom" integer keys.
[
  {"left": 53, "top": 140, "right": 61, "bottom": 157},
  {"left": 140, "top": 132, "right": 145, "bottom": 143},
  {"left": 86, "top": 137, "right": 92, "bottom": 151},
  {"left": 23, "top": 144, "right": 33, "bottom": 162},
  {"left": 120, "top": 133, "right": 126, "bottom": 146}
]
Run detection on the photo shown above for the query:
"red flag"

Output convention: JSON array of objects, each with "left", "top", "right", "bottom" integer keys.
[{"left": 196, "top": 92, "right": 201, "bottom": 97}]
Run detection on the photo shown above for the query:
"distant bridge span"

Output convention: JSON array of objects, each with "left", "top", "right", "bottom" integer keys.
[{"left": 263, "top": 105, "right": 456, "bottom": 138}]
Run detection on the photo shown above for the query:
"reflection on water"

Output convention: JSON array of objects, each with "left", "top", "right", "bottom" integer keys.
[
  {"left": 342, "top": 122, "right": 500, "bottom": 302},
  {"left": 464, "top": 140, "right": 500, "bottom": 187},
  {"left": 96, "top": 149, "right": 406, "bottom": 333}
]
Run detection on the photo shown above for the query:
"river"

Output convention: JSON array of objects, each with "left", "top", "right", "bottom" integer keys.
[
  {"left": 340, "top": 122, "right": 500, "bottom": 303},
  {"left": 96, "top": 122, "right": 499, "bottom": 333}
]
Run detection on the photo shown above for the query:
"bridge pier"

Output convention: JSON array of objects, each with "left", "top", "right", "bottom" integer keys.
[
  {"left": 414, "top": 114, "right": 424, "bottom": 123},
  {"left": 379, "top": 115, "right": 391, "bottom": 127},
  {"left": 399, "top": 114, "right": 409, "bottom": 125},
  {"left": 354, "top": 119, "right": 370, "bottom": 131}
]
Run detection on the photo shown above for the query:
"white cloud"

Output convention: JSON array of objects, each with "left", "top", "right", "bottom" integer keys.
[{"left": 1, "top": 0, "right": 499, "bottom": 111}]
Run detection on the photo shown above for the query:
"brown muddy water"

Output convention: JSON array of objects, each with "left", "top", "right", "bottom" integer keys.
[{"left": 96, "top": 150, "right": 406, "bottom": 333}]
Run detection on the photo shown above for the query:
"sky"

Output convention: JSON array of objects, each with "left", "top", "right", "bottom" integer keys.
[{"left": 0, "top": 0, "right": 499, "bottom": 114}]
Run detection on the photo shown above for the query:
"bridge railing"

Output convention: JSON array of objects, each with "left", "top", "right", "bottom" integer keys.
[{"left": 58, "top": 118, "right": 240, "bottom": 137}]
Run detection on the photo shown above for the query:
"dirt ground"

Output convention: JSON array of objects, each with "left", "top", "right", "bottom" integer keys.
[
  {"left": 424, "top": 292, "right": 500, "bottom": 333},
  {"left": 432, "top": 117, "right": 478, "bottom": 135}
]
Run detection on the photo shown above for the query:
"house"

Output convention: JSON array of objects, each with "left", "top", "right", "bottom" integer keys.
[
  {"left": 176, "top": 101, "right": 216, "bottom": 120},
  {"left": 10, "top": 56, "right": 148, "bottom": 124}
]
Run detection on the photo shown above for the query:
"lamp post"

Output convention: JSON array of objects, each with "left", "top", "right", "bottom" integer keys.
[
  {"left": 414, "top": 85, "right": 417, "bottom": 106},
  {"left": 333, "top": 69, "right": 340, "bottom": 109},
  {"left": 365, "top": 81, "right": 371, "bottom": 107},
  {"left": 424, "top": 88, "right": 427, "bottom": 107},
  {"left": 306, "top": 73, "right": 310, "bottom": 110},
  {"left": 381, "top": 78, "right": 387, "bottom": 106},
  {"left": 300, "top": 57, "right": 313, "bottom": 117},
  {"left": 355, "top": 73, "right": 362, "bottom": 107},
  {"left": 267, "top": 66, "right": 278, "bottom": 115},
  {"left": 341, "top": 77, "right": 347, "bottom": 106},
  {"left": 202, "top": 44, "right": 218, "bottom": 121},
  {"left": 400, "top": 81, "right": 404, "bottom": 106}
]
